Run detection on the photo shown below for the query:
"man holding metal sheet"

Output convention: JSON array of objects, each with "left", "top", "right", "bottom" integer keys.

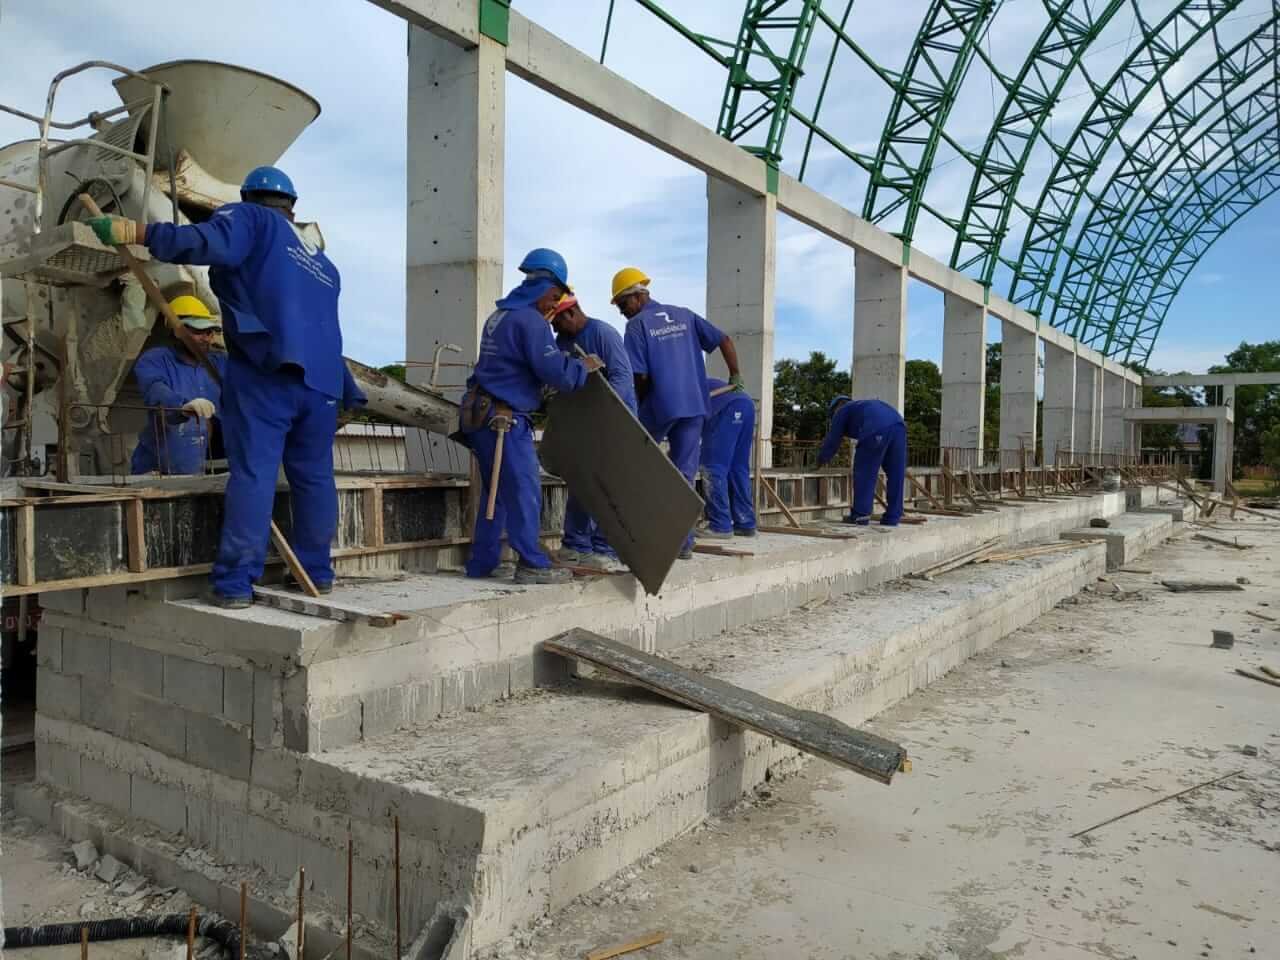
[
  {"left": 612, "top": 266, "right": 743, "bottom": 559},
  {"left": 816, "top": 395, "right": 907, "bottom": 526}
]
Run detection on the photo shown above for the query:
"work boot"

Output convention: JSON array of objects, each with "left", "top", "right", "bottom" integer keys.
[
  {"left": 581, "top": 553, "right": 625, "bottom": 573},
  {"left": 841, "top": 513, "right": 871, "bottom": 526},
  {"left": 554, "top": 547, "right": 587, "bottom": 564},
  {"left": 677, "top": 544, "right": 694, "bottom": 560},
  {"left": 734, "top": 527, "right": 758, "bottom": 538},
  {"left": 514, "top": 564, "right": 573, "bottom": 585},
  {"left": 207, "top": 591, "right": 253, "bottom": 610},
  {"left": 696, "top": 525, "right": 734, "bottom": 540}
]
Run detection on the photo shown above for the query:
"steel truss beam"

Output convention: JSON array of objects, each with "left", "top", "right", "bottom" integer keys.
[{"left": 1053, "top": 9, "right": 1280, "bottom": 346}]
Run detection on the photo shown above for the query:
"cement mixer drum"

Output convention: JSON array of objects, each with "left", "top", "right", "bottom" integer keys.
[{"left": 113, "top": 60, "right": 321, "bottom": 185}]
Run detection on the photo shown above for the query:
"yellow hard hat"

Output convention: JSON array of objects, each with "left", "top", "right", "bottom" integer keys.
[
  {"left": 610, "top": 267, "right": 651, "bottom": 303},
  {"left": 168, "top": 295, "right": 217, "bottom": 329}
]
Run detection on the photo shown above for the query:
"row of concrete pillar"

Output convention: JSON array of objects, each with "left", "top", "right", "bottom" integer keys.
[{"left": 404, "top": 26, "right": 1142, "bottom": 467}]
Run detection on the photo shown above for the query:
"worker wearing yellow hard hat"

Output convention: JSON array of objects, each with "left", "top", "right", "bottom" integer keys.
[
  {"left": 129, "top": 294, "right": 227, "bottom": 477},
  {"left": 613, "top": 266, "right": 744, "bottom": 559}
]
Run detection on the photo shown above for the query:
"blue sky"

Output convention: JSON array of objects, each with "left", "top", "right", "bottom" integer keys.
[{"left": 1, "top": 0, "right": 1276, "bottom": 377}]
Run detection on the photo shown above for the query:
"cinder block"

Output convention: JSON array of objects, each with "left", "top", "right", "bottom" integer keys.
[
  {"left": 509, "top": 654, "right": 534, "bottom": 695},
  {"left": 252, "top": 670, "right": 279, "bottom": 747},
  {"left": 223, "top": 668, "right": 253, "bottom": 727},
  {"left": 362, "top": 685, "right": 407, "bottom": 740},
  {"left": 407, "top": 676, "right": 441, "bottom": 725},
  {"left": 186, "top": 712, "right": 252, "bottom": 781},
  {"left": 186, "top": 795, "right": 245, "bottom": 863},
  {"left": 163, "top": 655, "right": 223, "bottom": 717},
  {"left": 131, "top": 774, "right": 187, "bottom": 835},
  {"left": 129, "top": 696, "right": 187, "bottom": 759},
  {"left": 81, "top": 756, "right": 131, "bottom": 814},
  {"left": 109, "top": 639, "right": 164, "bottom": 698},
  {"left": 692, "top": 601, "right": 727, "bottom": 640},
  {"left": 481, "top": 660, "right": 510, "bottom": 704},
  {"left": 439, "top": 673, "right": 462, "bottom": 717},
  {"left": 62, "top": 631, "right": 110, "bottom": 678},
  {"left": 81, "top": 678, "right": 133, "bottom": 738},
  {"left": 37, "top": 740, "right": 81, "bottom": 793},
  {"left": 242, "top": 814, "right": 301, "bottom": 878},
  {"left": 36, "top": 668, "right": 81, "bottom": 722},
  {"left": 654, "top": 610, "right": 692, "bottom": 651},
  {"left": 39, "top": 589, "right": 85, "bottom": 615},
  {"left": 250, "top": 747, "right": 301, "bottom": 799},
  {"left": 36, "top": 626, "right": 63, "bottom": 672},
  {"left": 307, "top": 697, "right": 363, "bottom": 753}
]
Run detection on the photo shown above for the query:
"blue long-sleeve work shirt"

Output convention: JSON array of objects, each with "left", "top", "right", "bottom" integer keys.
[
  {"left": 469, "top": 304, "right": 589, "bottom": 414},
  {"left": 130, "top": 345, "right": 227, "bottom": 474},
  {"left": 556, "top": 316, "right": 636, "bottom": 411},
  {"left": 145, "top": 203, "right": 363, "bottom": 407},
  {"left": 624, "top": 301, "right": 724, "bottom": 431},
  {"left": 817, "top": 398, "right": 905, "bottom": 465}
]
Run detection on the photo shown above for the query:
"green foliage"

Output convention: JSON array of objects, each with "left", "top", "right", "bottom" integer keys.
[
  {"left": 1210, "top": 341, "right": 1280, "bottom": 468},
  {"left": 985, "top": 342, "right": 1001, "bottom": 386},
  {"left": 904, "top": 359, "right": 942, "bottom": 453},
  {"left": 379, "top": 364, "right": 407, "bottom": 383},
  {"left": 1261, "top": 424, "right": 1280, "bottom": 474},
  {"left": 772, "top": 351, "right": 850, "bottom": 442}
]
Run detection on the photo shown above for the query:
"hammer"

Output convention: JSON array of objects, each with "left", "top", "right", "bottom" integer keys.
[
  {"left": 81, "top": 194, "right": 322, "bottom": 598},
  {"left": 485, "top": 409, "right": 510, "bottom": 521}
]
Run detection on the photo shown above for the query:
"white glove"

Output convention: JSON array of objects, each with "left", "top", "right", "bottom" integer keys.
[{"left": 182, "top": 397, "right": 216, "bottom": 418}]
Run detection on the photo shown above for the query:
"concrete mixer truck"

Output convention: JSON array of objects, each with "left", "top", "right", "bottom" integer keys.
[{"left": 0, "top": 59, "right": 456, "bottom": 479}]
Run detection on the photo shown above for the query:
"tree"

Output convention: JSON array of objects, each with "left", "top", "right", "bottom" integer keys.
[
  {"left": 1128, "top": 362, "right": 1201, "bottom": 454},
  {"left": 904, "top": 359, "right": 942, "bottom": 454},
  {"left": 379, "top": 364, "right": 407, "bottom": 383},
  {"left": 1209, "top": 340, "right": 1280, "bottom": 467},
  {"left": 985, "top": 342, "right": 1002, "bottom": 386},
  {"left": 772, "top": 351, "right": 850, "bottom": 442},
  {"left": 1262, "top": 424, "right": 1280, "bottom": 491}
]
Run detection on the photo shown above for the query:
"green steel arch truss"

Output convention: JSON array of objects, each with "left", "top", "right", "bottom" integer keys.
[{"left": 602, "top": 0, "right": 1279, "bottom": 362}]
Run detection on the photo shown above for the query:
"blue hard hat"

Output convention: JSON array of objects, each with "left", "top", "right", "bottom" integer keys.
[
  {"left": 828, "top": 395, "right": 851, "bottom": 416},
  {"left": 518, "top": 248, "right": 568, "bottom": 287},
  {"left": 240, "top": 165, "right": 297, "bottom": 200}
]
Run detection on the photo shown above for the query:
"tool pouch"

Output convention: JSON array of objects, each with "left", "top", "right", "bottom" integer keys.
[
  {"left": 490, "top": 401, "right": 514, "bottom": 431},
  {"left": 459, "top": 386, "right": 493, "bottom": 432}
]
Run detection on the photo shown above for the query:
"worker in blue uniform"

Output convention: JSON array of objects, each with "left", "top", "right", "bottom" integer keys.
[
  {"left": 699, "top": 377, "right": 757, "bottom": 539},
  {"left": 548, "top": 292, "right": 635, "bottom": 570},
  {"left": 130, "top": 295, "right": 227, "bottom": 475},
  {"left": 816, "top": 395, "right": 907, "bottom": 526},
  {"left": 612, "top": 266, "right": 743, "bottom": 559},
  {"left": 461, "top": 249, "right": 601, "bottom": 584},
  {"left": 88, "top": 165, "right": 366, "bottom": 608}
]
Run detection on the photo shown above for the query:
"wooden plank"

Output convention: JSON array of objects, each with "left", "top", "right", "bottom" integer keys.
[
  {"left": 908, "top": 538, "right": 1001, "bottom": 580},
  {"left": 16, "top": 503, "right": 34, "bottom": 586},
  {"left": 250, "top": 587, "right": 408, "bottom": 628},
  {"left": 692, "top": 543, "right": 753, "bottom": 557},
  {"left": 544, "top": 628, "right": 908, "bottom": 784},
  {"left": 125, "top": 498, "right": 147, "bottom": 573},
  {"left": 362, "top": 486, "right": 385, "bottom": 548},
  {"left": 586, "top": 932, "right": 667, "bottom": 960},
  {"left": 1160, "top": 580, "right": 1245, "bottom": 593},
  {"left": 760, "top": 476, "right": 801, "bottom": 528},
  {"left": 1246, "top": 609, "right": 1277, "bottom": 623},
  {"left": 907, "top": 472, "right": 945, "bottom": 511},
  {"left": 1235, "top": 668, "right": 1280, "bottom": 689},
  {"left": 757, "top": 525, "right": 857, "bottom": 540},
  {"left": 1193, "top": 533, "right": 1250, "bottom": 550}
]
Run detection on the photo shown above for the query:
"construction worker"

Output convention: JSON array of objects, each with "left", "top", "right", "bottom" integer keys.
[
  {"left": 548, "top": 292, "right": 635, "bottom": 570},
  {"left": 699, "top": 377, "right": 757, "bottom": 538},
  {"left": 612, "top": 266, "right": 743, "bottom": 558},
  {"left": 816, "top": 395, "right": 907, "bottom": 526},
  {"left": 461, "top": 249, "right": 601, "bottom": 584},
  {"left": 130, "top": 294, "right": 227, "bottom": 475},
  {"left": 86, "top": 165, "right": 366, "bottom": 608}
]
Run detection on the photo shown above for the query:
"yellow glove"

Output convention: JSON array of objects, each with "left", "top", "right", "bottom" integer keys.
[
  {"left": 182, "top": 397, "right": 216, "bottom": 419},
  {"left": 86, "top": 216, "right": 144, "bottom": 246}
]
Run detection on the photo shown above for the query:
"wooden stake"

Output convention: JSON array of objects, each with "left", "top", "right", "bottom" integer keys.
[
  {"left": 760, "top": 476, "right": 801, "bottom": 528},
  {"left": 586, "top": 932, "right": 667, "bottom": 960},
  {"left": 346, "top": 821, "right": 353, "bottom": 960},
  {"left": 81, "top": 926, "right": 88, "bottom": 960},
  {"left": 78, "top": 194, "right": 321, "bottom": 598},
  {"left": 394, "top": 816, "right": 402, "bottom": 960},
  {"left": 186, "top": 905, "right": 197, "bottom": 960},
  {"left": 239, "top": 881, "right": 247, "bottom": 960},
  {"left": 1071, "top": 770, "right": 1243, "bottom": 838},
  {"left": 296, "top": 866, "right": 306, "bottom": 960}
]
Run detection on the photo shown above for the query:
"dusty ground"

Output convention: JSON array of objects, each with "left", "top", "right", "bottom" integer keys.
[
  {"left": 3, "top": 511, "right": 1278, "bottom": 960},
  {"left": 498, "top": 515, "right": 1280, "bottom": 960}
]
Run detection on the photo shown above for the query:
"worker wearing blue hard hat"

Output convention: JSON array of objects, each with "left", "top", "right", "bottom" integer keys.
[
  {"left": 86, "top": 165, "right": 367, "bottom": 608},
  {"left": 613, "top": 267, "right": 743, "bottom": 559},
  {"left": 816, "top": 394, "right": 907, "bottom": 526},
  {"left": 548, "top": 292, "right": 635, "bottom": 571},
  {"left": 460, "top": 249, "right": 602, "bottom": 584},
  {"left": 698, "top": 377, "right": 756, "bottom": 539}
]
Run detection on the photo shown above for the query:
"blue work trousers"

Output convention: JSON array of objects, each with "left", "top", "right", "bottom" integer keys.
[
  {"left": 562, "top": 495, "right": 616, "bottom": 557},
  {"left": 212, "top": 359, "right": 338, "bottom": 599},
  {"left": 703, "top": 405, "right": 756, "bottom": 534},
  {"left": 466, "top": 415, "right": 551, "bottom": 576},
  {"left": 652, "top": 415, "right": 704, "bottom": 550},
  {"left": 851, "top": 421, "right": 907, "bottom": 526}
]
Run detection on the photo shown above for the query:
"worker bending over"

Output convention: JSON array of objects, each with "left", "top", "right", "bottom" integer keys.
[
  {"left": 89, "top": 165, "right": 366, "bottom": 607},
  {"left": 612, "top": 266, "right": 742, "bottom": 559},
  {"left": 699, "top": 378, "right": 757, "bottom": 538},
  {"left": 461, "top": 249, "right": 601, "bottom": 584},
  {"left": 131, "top": 295, "right": 227, "bottom": 475},
  {"left": 816, "top": 395, "right": 906, "bottom": 526},
  {"left": 548, "top": 292, "right": 635, "bottom": 570}
]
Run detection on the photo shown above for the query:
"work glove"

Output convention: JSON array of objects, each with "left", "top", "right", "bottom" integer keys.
[
  {"left": 582, "top": 354, "right": 605, "bottom": 373},
  {"left": 729, "top": 373, "right": 746, "bottom": 392},
  {"left": 182, "top": 398, "right": 216, "bottom": 419},
  {"left": 86, "top": 215, "right": 144, "bottom": 246}
]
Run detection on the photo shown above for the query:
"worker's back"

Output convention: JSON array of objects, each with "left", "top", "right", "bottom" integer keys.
[
  {"left": 471, "top": 300, "right": 585, "bottom": 414},
  {"left": 837, "top": 398, "right": 903, "bottom": 441},
  {"left": 623, "top": 300, "right": 722, "bottom": 430}
]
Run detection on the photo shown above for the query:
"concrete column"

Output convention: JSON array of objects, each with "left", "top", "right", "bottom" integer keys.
[
  {"left": 1212, "top": 412, "right": 1232, "bottom": 493},
  {"left": 998, "top": 321, "right": 1037, "bottom": 456},
  {"left": 852, "top": 250, "right": 907, "bottom": 411},
  {"left": 1042, "top": 342, "right": 1075, "bottom": 465},
  {"left": 1126, "top": 379, "right": 1142, "bottom": 458},
  {"left": 405, "top": 24, "right": 505, "bottom": 400},
  {"left": 706, "top": 177, "right": 776, "bottom": 465},
  {"left": 1101, "top": 369, "right": 1127, "bottom": 461},
  {"left": 940, "top": 294, "right": 985, "bottom": 455},
  {"left": 1221, "top": 384, "right": 1236, "bottom": 486},
  {"left": 1073, "top": 358, "right": 1097, "bottom": 457}
]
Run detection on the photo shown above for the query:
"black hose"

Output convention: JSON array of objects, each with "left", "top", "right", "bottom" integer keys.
[{"left": 3, "top": 913, "right": 242, "bottom": 952}]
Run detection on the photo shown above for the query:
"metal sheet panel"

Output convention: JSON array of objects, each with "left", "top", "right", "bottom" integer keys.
[{"left": 540, "top": 374, "right": 702, "bottom": 595}]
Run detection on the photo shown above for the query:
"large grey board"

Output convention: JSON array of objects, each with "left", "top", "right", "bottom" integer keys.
[
  {"left": 540, "top": 373, "right": 703, "bottom": 594},
  {"left": 545, "top": 628, "right": 908, "bottom": 784}
]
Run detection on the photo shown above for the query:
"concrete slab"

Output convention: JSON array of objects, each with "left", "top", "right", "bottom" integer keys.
[
  {"left": 1141, "top": 499, "right": 1197, "bottom": 523},
  {"left": 1062, "top": 511, "right": 1173, "bottom": 570}
]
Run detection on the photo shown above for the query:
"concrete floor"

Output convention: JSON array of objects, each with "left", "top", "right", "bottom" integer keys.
[{"left": 497, "top": 518, "right": 1280, "bottom": 960}]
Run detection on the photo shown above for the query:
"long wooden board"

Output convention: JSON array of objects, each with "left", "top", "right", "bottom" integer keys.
[
  {"left": 250, "top": 586, "right": 409, "bottom": 628},
  {"left": 544, "top": 628, "right": 908, "bottom": 785}
]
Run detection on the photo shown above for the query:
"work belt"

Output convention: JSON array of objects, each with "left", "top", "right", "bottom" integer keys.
[{"left": 459, "top": 386, "right": 513, "bottom": 433}]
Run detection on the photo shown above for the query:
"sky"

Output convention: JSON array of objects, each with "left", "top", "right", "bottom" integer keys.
[{"left": 1, "top": 0, "right": 1276, "bottom": 378}]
